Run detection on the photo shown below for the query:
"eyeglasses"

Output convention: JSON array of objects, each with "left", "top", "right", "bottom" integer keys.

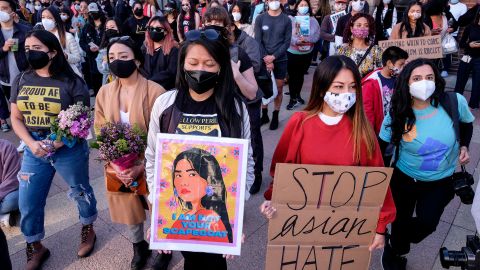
[
  {"left": 147, "top": 26, "right": 165, "bottom": 33},
  {"left": 185, "top": 29, "right": 220, "bottom": 41},
  {"left": 181, "top": 4, "right": 189, "bottom": 6},
  {"left": 109, "top": 35, "right": 132, "bottom": 43}
]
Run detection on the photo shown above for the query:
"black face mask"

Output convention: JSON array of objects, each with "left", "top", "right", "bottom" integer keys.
[
  {"left": 26, "top": 50, "right": 51, "bottom": 69},
  {"left": 149, "top": 30, "right": 165, "bottom": 42},
  {"left": 185, "top": 70, "right": 219, "bottom": 94},
  {"left": 109, "top": 59, "right": 137, "bottom": 78},
  {"left": 105, "top": 29, "right": 119, "bottom": 39},
  {"left": 134, "top": 8, "right": 143, "bottom": 16},
  {"left": 41, "top": 2, "right": 50, "bottom": 7},
  {"left": 90, "top": 12, "right": 101, "bottom": 20}
]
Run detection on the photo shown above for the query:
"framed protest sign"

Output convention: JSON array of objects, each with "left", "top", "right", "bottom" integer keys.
[
  {"left": 149, "top": 133, "right": 249, "bottom": 255},
  {"left": 265, "top": 164, "right": 393, "bottom": 270},
  {"left": 379, "top": 36, "right": 442, "bottom": 60}
]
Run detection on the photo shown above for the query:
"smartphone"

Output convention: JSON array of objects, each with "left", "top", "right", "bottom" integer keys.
[{"left": 88, "top": 42, "right": 98, "bottom": 49}]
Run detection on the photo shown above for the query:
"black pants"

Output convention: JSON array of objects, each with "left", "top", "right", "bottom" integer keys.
[
  {"left": 286, "top": 51, "right": 312, "bottom": 101},
  {"left": 247, "top": 100, "right": 264, "bottom": 174},
  {"left": 0, "top": 85, "right": 11, "bottom": 120},
  {"left": 390, "top": 168, "right": 455, "bottom": 255},
  {"left": 0, "top": 228, "right": 12, "bottom": 270},
  {"left": 455, "top": 57, "right": 480, "bottom": 109},
  {"left": 182, "top": 251, "right": 227, "bottom": 270}
]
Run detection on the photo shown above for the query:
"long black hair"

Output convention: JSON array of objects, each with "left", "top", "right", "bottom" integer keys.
[
  {"left": 388, "top": 58, "right": 445, "bottom": 145},
  {"left": 176, "top": 34, "right": 244, "bottom": 138},
  {"left": 25, "top": 29, "right": 80, "bottom": 81},
  {"left": 374, "top": 0, "right": 395, "bottom": 41},
  {"left": 42, "top": 6, "right": 68, "bottom": 48},
  {"left": 172, "top": 148, "right": 233, "bottom": 243},
  {"left": 399, "top": 0, "right": 427, "bottom": 38}
]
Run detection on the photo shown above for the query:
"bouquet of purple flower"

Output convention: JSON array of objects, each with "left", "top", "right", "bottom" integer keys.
[
  {"left": 48, "top": 102, "right": 93, "bottom": 148},
  {"left": 90, "top": 122, "right": 146, "bottom": 167},
  {"left": 90, "top": 122, "right": 147, "bottom": 191}
]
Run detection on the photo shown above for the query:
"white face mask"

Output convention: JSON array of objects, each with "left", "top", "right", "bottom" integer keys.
[
  {"left": 42, "top": 18, "right": 56, "bottom": 31},
  {"left": 232, "top": 12, "right": 241, "bottom": 22},
  {"left": 35, "top": 4, "right": 42, "bottom": 10},
  {"left": 450, "top": 0, "right": 459, "bottom": 4},
  {"left": 268, "top": 0, "right": 280, "bottom": 11},
  {"left": 351, "top": 0, "right": 365, "bottom": 12},
  {"left": 410, "top": 11, "right": 421, "bottom": 20},
  {"left": 298, "top": 6, "right": 309, "bottom": 15},
  {"left": 409, "top": 80, "right": 436, "bottom": 101},
  {"left": 60, "top": 14, "right": 68, "bottom": 21},
  {"left": 0, "top": 11, "right": 11, "bottom": 23},
  {"left": 324, "top": 92, "right": 356, "bottom": 114},
  {"left": 383, "top": 0, "right": 391, "bottom": 4}
]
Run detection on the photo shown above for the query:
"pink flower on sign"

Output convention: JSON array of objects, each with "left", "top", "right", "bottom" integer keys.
[
  {"left": 229, "top": 220, "right": 235, "bottom": 229},
  {"left": 159, "top": 179, "right": 170, "bottom": 191},
  {"left": 157, "top": 215, "right": 167, "bottom": 228},
  {"left": 227, "top": 182, "right": 237, "bottom": 197},
  {"left": 231, "top": 147, "right": 240, "bottom": 160},
  {"left": 220, "top": 164, "right": 231, "bottom": 177},
  {"left": 166, "top": 196, "right": 178, "bottom": 211},
  {"left": 206, "top": 146, "right": 219, "bottom": 156}
]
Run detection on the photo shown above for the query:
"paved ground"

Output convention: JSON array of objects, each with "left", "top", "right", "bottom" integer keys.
[{"left": 1, "top": 67, "right": 477, "bottom": 270}]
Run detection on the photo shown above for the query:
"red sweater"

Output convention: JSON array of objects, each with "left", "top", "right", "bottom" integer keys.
[
  {"left": 264, "top": 112, "right": 396, "bottom": 234},
  {"left": 361, "top": 68, "right": 385, "bottom": 135}
]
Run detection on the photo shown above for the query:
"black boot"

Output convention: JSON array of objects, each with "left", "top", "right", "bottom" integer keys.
[
  {"left": 131, "top": 240, "right": 151, "bottom": 270},
  {"left": 261, "top": 108, "right": 269, "bottom": 125},
  {"left": 269, "top": 110, "right": 279, "bottom": 130},
  {"left": 249, "top": 173, "right": 262, "bottom": 194},
  {"left": 381, "top": 235, "right": 407, "bottom": 270},
  {"left": 152, "top": 252, "right": 173, "bottom": 270}
]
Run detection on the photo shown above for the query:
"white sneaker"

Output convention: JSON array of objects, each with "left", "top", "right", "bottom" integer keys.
[
  {"left": 441, "top": 71, "right": 448, "bottom": 78},
  {"left": 17, "top": 141, "right": 26, "bottom": 153},
  {"left": 0, "top": 213, "right": 11, "bottom": 228}
]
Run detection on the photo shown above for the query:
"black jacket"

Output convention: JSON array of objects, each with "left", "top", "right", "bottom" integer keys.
[
  {"left": 80, "top": 22, "right": 104, "bottom": 73},
  {"left": 142, "top": 46, "right": 179, "bottom": 90},
  {"left": 0, "top": 22, "right": 32, "bottom": 84}
]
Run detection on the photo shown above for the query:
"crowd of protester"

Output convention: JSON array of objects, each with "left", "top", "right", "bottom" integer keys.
[{"left": 0, "top": 0, "right": 479, "bottom": 269}]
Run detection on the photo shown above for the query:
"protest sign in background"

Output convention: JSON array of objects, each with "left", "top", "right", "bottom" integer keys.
[
  {"left": 379, "top": 36, "right": 442, "bottom": 60},
  {"left": 265, "top": 164, "right": 393, "bottom": 270},
  {"left": 149, "top": 134, "right": 249, "bottom": 255}
]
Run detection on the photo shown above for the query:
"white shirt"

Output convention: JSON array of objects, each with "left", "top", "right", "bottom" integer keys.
[
  {"left": 120, "top": 110, "right": 130, "bottom": 124},
  {"left": 319, "top": 112, "right": 343, "bottom": 125},
  {"left": 449, "top": 2, "right": 467, "bottom": 36}
]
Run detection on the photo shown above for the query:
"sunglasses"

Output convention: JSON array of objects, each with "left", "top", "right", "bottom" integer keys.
[
  {"left": 185, "top": 29, "right": 220, "bottom": 41},
  {"left": 109, "top": 35, "right": 132, "bottom": 43},
  {"left": 147, "top": 26, "right": 165, "bottom": 32}
]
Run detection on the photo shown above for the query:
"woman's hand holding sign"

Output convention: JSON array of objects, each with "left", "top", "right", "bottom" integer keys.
[
  {"left": 369, "top": 233, "right": 385, "bottom": 251},
  {"left": 260, "top": 201, "right": 276, "bottom": 219}
]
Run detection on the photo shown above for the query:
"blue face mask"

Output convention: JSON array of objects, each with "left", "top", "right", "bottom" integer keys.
[
  {"left": 298, "top": 6, "right": 309, "bottom": 15},
  {"left": 450, "top": 0, "right": 459, "bottom": 4}
]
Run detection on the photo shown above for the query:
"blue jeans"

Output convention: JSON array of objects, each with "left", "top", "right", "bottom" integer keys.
[
  {"left": 18, "top": 138, "right": 97, "bottom": 243},
  {"left": 0, "top": 190, "right": 19, "bottom": 215}
]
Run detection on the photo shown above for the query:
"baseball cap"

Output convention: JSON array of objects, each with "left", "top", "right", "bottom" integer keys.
[
  {"left": 88, "top": 2, "right": 99, "bottom": 12},
  {"left": 335, "top": 0, "right": 347, "bottom": 3}
]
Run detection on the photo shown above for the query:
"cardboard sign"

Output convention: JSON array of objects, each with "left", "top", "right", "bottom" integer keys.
[
  {"left": 330, "top": 11, "right": 346, "bottom": 32},
  {"left": 149, "top": 134, "right": 249, "bottom": 255},
  {"left": 378, "top": 36, "right": 443, "bottom": 60},
  {"left": 266, "top": 164, "right": 393, "bottom": 270}
]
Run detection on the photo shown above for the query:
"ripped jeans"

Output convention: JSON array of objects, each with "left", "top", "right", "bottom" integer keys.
[{"left": 18, "top": 137, "right": 97, "bottom": 243}]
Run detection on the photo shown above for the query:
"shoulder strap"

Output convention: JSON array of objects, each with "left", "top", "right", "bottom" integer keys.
[
  {"left": 439, "top": 92, "right": 460, "bottom": 142},
  {"left": 357, "top": 44, "right": 374, "bottom": 68}
]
